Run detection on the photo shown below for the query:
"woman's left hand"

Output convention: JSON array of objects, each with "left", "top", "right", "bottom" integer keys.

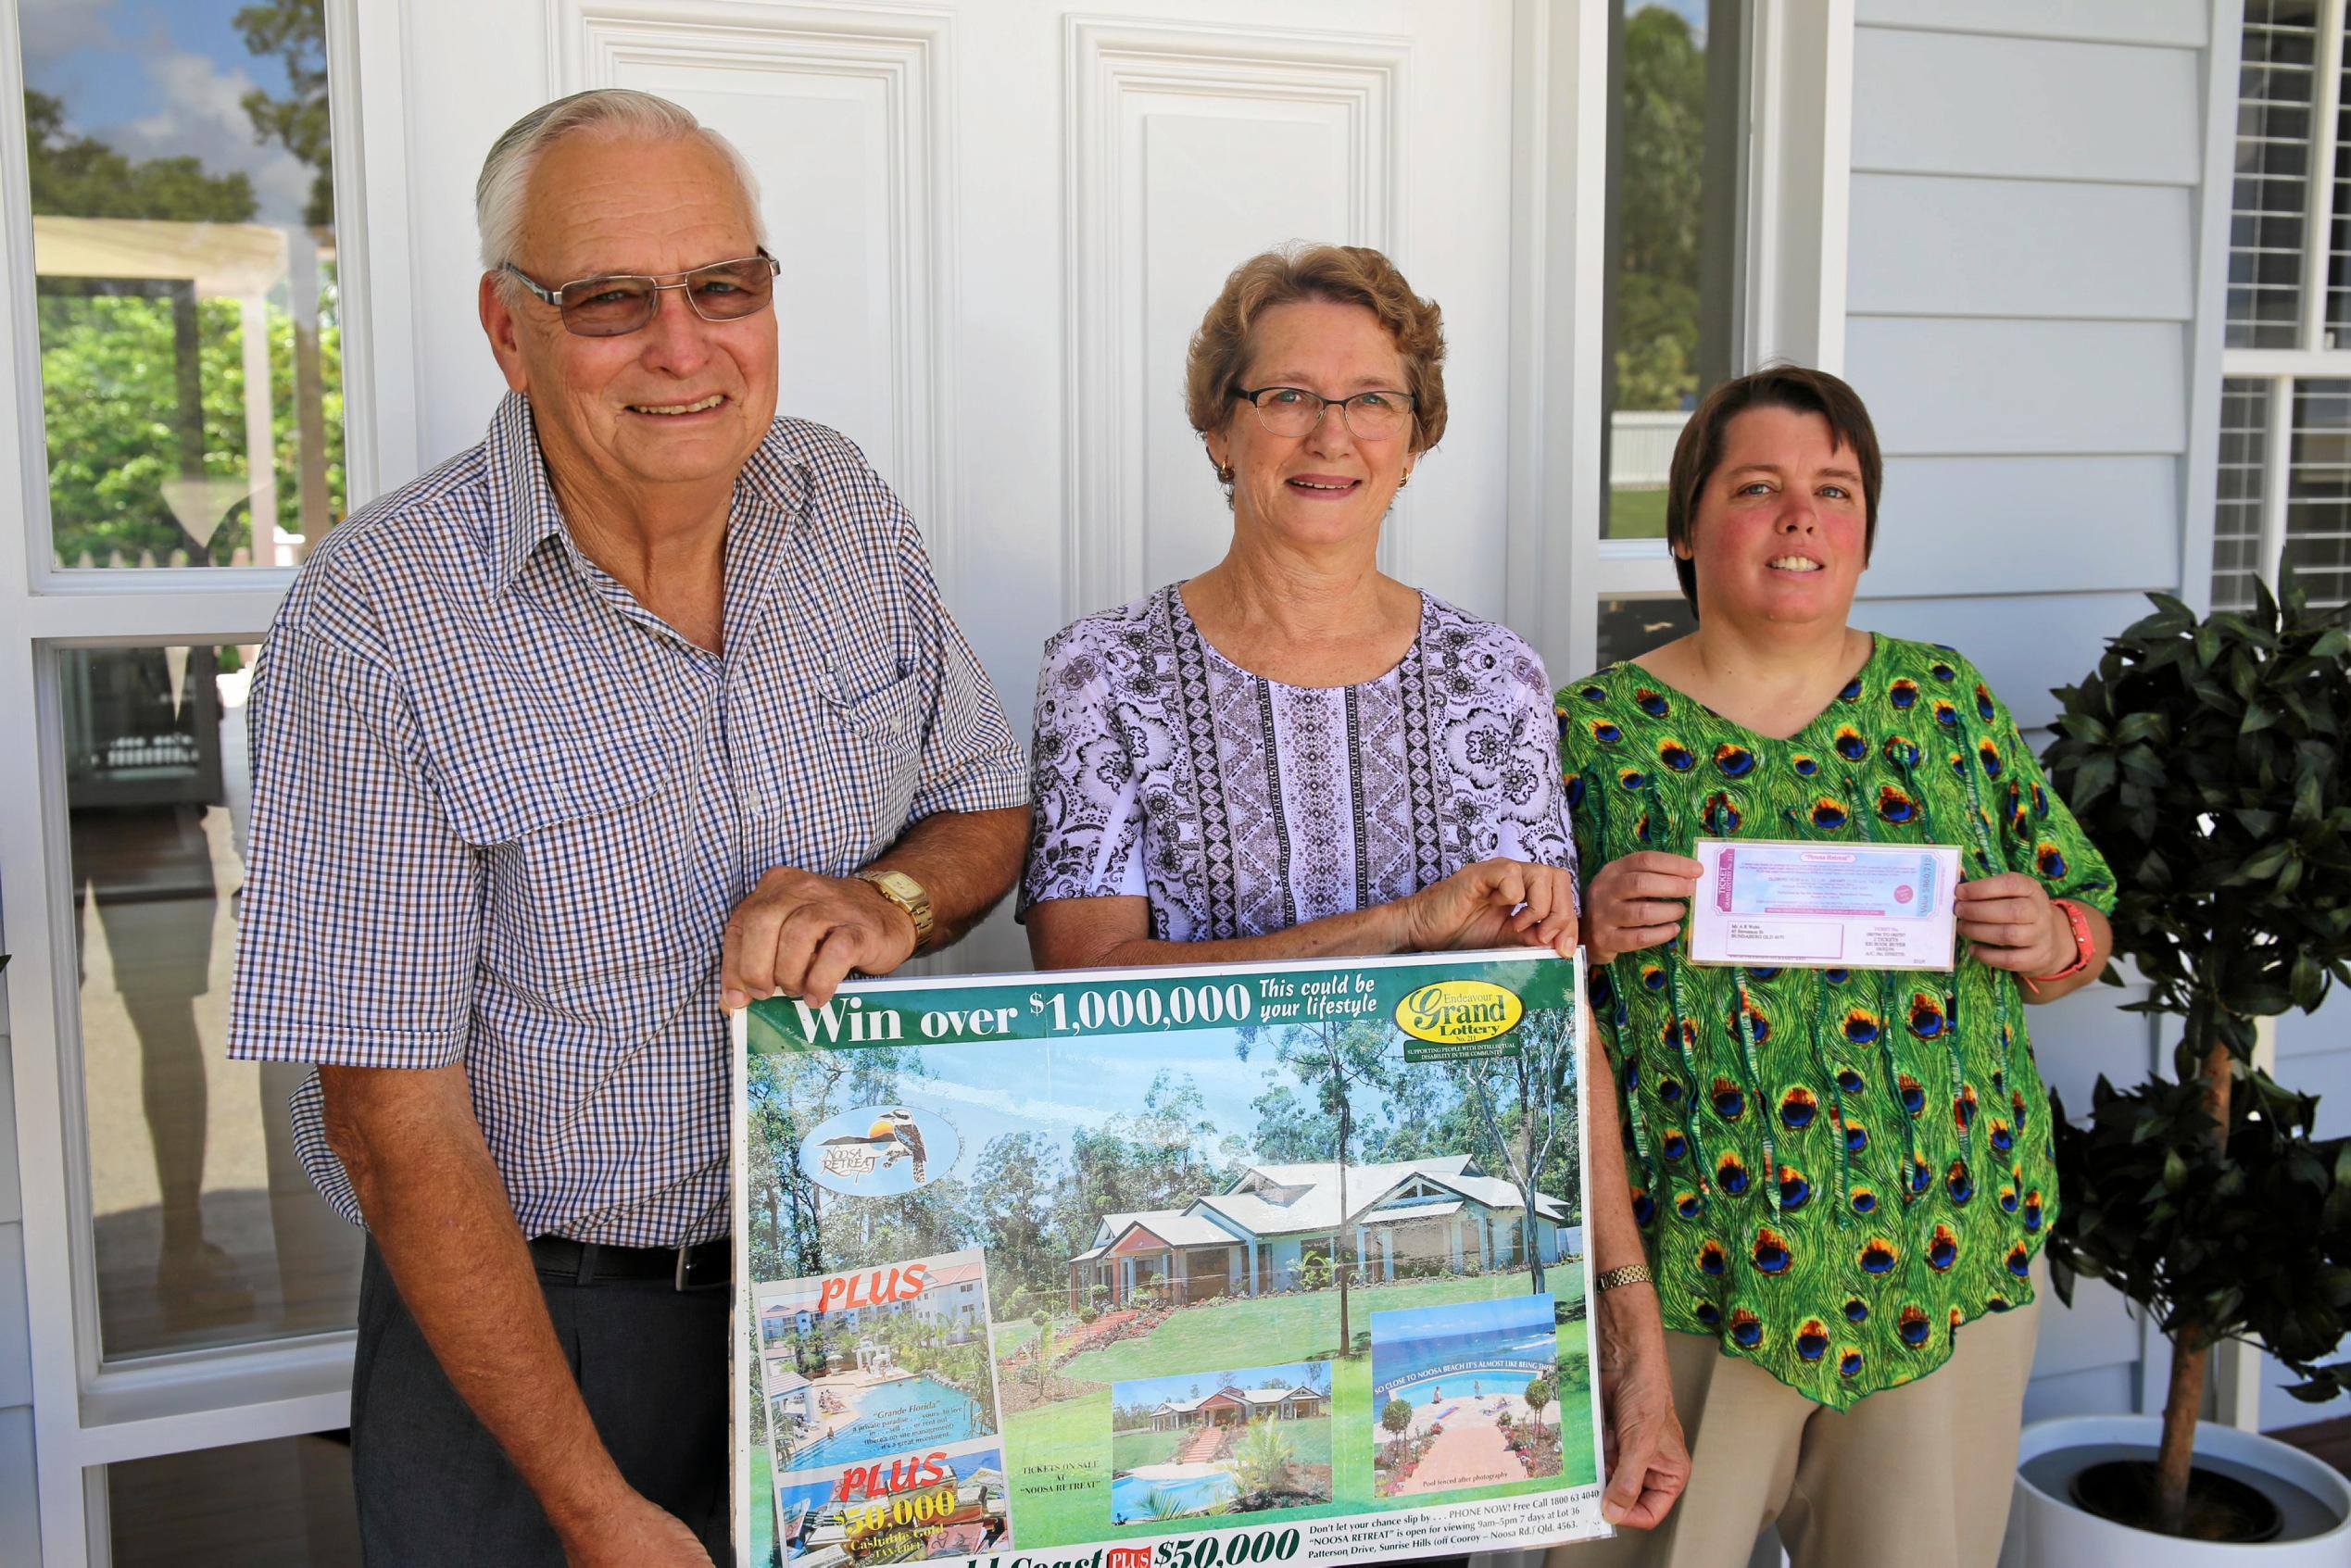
[{"left": 1954, "top": 872, "right": 2069, "bottom": 974}]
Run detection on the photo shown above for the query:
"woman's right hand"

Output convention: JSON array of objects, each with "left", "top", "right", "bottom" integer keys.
[
  {"left": 1396, "top": 859, "right": 1578, "bottom": 956},
  {"left": 1584, "top": 851, "right": 1704, "bottom": 964}
]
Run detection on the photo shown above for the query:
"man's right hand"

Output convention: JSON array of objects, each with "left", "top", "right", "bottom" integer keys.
[
  {"left": 558, "top": 1489, "right": 714, "bottom": 1567},
  {"left": 1584, "top": 851, "right": 1704, "bottom": 963}
]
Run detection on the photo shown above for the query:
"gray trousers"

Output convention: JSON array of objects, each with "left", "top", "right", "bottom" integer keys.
[{"left": 350, "top": 1240, "right": 732, "bottom": 1565}]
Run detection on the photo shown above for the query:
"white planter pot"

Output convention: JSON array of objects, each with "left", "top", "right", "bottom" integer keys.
[{"left": 2003, "top": 1415, "right": 2351, "bottom": 1567}]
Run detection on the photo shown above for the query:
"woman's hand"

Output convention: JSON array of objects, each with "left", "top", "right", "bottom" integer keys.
[
  {"left": 1955, "top": 872, "right": 2070, "bottom": 975},
  {"left": 1595, "top": 1284, "right": 1691, "bottom": 1529},
  {"left": 1583, "top": 852, "right": 1704, "bottom": 964},
  {"left": 1396, "top": 859, "right": 1578, "bottom": 956}
]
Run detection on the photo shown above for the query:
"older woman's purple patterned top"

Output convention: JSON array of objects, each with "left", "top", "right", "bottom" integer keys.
[{"left": 1021, "top": 583, "right": 1574, "bottom": 939}]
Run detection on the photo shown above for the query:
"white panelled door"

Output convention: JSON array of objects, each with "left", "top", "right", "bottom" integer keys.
[{"left": 388, "top": 0, "right": 1531, "bottom": 969}]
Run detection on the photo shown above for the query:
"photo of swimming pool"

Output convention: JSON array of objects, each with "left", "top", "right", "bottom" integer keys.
[
  {"left": 782, "top": 1374, "right": 992, "bottom": 1470},
  {"left": 1112, "top": 1467, "right": 1240, "bottom": 1524}
]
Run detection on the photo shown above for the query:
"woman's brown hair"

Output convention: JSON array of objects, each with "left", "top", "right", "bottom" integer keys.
[{"left": 1185, "top": 244, "right": 1447, "bottom": 496}]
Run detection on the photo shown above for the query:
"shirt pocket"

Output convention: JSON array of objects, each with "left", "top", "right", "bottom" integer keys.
[
  {"left": 823, "top": 672, "right": 925, "bottom": 861},
  {"left": 434, "top": 726, "right": 699, "bottom": 1002}
]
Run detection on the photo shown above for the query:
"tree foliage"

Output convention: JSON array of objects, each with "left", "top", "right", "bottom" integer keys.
[
  {"left": 233, "top": 0, "right": 336, "bottom": 227},
  {"left": 24, "top": 89, "right": 257, "bottom": 222},
  {"left": 2041, "top": 574, "right": 2351, "bottom": 1527},
  {"left": 1616, "top": 6, "right": 1705, "bottom": 411},
  {"left": 39, "top": 291, "right": 346, "bottom": 566}
]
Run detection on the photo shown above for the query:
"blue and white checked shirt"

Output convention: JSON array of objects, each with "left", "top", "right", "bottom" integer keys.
[{"left": 228, "top": 393, "right": 1027, "bottom": 1246}]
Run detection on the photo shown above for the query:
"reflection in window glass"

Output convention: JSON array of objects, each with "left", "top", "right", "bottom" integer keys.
[
  {"left": 20, "top": 0, "right": 344, "bottom": 570},
  {"left": 1605, "top": 0, "right": 1742, "bottom": 538},
  {"left": 108, "top": 1432, "right": 359, "bottom": 1566},
  {"left": 2285, "top": 379, "right": 2351, "bottom": 606},
  {"left": 65, "top": 646, "right": 360, "bottom": 1361},
  {"left": 1596, "top": 596, "right": 1698, "bottom": 670}
]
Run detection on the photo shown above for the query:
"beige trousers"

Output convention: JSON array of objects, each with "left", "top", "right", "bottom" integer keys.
[{"left": 1553, "top": 1257, "right": 2045, "bottom": 1568}]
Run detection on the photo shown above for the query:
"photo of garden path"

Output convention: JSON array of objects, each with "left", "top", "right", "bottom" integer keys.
[
  {"left": 1369, "top": 1296, "right": 1570, "bottom": 1499},
  {"left": 744, "top": 958, "right": 1599, "bottom": 1552}
]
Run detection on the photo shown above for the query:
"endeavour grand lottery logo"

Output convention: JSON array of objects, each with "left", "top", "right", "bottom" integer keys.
[{"left": 800, "top": 1103, "right": 961, "bottom": 1197}]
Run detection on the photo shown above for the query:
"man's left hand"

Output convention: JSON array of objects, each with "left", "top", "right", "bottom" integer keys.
[{"left": 723, "top": 868, "right": 918, "bottom": 1010}]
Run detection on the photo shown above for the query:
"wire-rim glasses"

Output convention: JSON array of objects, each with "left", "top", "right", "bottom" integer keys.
[
  {"left": 1234, "top": 384, "right": 1415, "bottom": 441},
  {"left": 502, "top": 250, "right": 780, "bottom": 338}
]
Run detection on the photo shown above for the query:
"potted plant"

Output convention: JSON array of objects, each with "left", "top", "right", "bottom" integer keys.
[{"left": 2022, "top": 576, "right": 2351, "bottom": 1562}]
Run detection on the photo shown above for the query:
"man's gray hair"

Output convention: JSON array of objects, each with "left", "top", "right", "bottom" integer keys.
[{"left": 475, "top": 88, "right": 768, "bottom": 276}]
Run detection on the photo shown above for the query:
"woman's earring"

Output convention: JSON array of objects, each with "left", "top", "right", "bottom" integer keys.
[
  {"left": 1398, "top": 470, "right": 1412, "bottom": 491},
  {"left": 1215, "top": 463, "right": 1235, "bottom": 484}
]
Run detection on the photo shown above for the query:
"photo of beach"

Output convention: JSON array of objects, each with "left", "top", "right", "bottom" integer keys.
[
  {"left": 1108, "top": 1361, "right": 1335, "bottom": 1526},
  {"left": 1369, "top": 1295, "right": 1576, "bottom": 1499}
]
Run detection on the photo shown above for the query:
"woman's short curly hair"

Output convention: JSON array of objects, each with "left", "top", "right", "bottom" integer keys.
[{"left": 1184, "top": 244, "right": 1447, "bottom": 488}]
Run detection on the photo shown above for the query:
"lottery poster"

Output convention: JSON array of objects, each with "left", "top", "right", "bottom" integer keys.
[{"left": 733, "top": 950, "right": 1607, "bottom": 1566}]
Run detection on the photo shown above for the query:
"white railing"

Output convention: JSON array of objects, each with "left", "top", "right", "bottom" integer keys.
[{"left": 1611, "top": 408, "right": 1691, "bottom": 489}]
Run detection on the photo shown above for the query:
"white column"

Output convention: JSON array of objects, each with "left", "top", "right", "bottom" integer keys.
[{"left": 238, "top": 294, "right": 280, "bottom": 565}]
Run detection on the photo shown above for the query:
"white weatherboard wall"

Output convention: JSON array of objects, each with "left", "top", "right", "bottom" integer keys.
[{"left": 1842, "top": 0, "right": 2344, "bottom": 1431}]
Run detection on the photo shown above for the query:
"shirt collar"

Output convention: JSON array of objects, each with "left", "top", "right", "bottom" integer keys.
[{"left": 483, "top": 389, "right": 815, "bottom": 598}]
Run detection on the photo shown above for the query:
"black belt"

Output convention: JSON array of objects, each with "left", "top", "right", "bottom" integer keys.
[{"left": 528, "top": 1235, "right": 731, "bottom": 1291}]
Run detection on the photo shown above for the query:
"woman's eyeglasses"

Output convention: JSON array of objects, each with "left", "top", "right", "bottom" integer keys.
[
  {"left": 501, "top": 251, "right": 780, "bottom": 338},
  {"left": 1234, "top": 385, "right": 1415, "bottom": 441}
]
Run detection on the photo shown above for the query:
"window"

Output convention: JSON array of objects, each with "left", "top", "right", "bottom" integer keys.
[
  {"left": 2212, "top": 2, "right": 2351, "bottom": 610},
  {"left": 23, "top": 0, "right": 346, "bottom": 572},
  {"left": 1591, "top": 0, "right": 1747, "bottom": 667},
  {"left": 2, "top": 3, "right": 370, "bottom": 1561}
]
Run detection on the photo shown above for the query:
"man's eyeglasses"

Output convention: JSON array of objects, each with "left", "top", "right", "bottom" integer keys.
[
  {"left": 501, "top": 251, "right": 780, "bottom": 338},
  {"left": 1233, "top": 385, "right": 1415, "bottom": 442}
]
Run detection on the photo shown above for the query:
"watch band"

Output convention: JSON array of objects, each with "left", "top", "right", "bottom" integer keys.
[
  {"left": 855, "top": 869, "right": 934, "bottom": 948},
  {"left": 1594, "top": 1262, "right": 1654, "bottom": 1293},
  {"left": 2026, "top": 897, "right": 2093, "bottom": 985}
]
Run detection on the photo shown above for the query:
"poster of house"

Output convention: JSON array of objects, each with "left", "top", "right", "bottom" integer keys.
[{"left": 735, "top": 950, "right": 1608, "bottom": 1565}]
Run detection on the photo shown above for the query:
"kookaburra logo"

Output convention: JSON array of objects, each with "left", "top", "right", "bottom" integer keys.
[{"left": 819, "top": 1107, "right": 927, "bottom": 1181}]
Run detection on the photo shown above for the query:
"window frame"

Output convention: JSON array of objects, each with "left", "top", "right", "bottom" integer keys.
[
  {"left": 2211, "top": 0, "right": 2350, "bottom": 608},
  {"left": 0, "top": 1, "right": 417, "bottom": 1561},
  {"left": 1521, "top": 0, "right": 1854, "bottom": 681}
]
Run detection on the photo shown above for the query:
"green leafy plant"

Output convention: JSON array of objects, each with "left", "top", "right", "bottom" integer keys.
[
  {"left": 1229, "top": 1418, "right": 1298, "bottom": 1495},
  {"left": 2043, "top": 574, "right": 2351, "bottom": 1537},
  {"left": 1522, "top": 1374, "right": 1556, "bottom": 1439}
]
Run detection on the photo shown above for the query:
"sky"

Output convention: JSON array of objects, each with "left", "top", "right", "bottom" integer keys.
[
  {"left": 1367, "top": 1291, "right": 1553, "bottom": 1347},
  {"left": 877, "top": 1029, "right": 1289, "bottom": 1181},
  {"left": 18, "top": 0, "right": 318, "bottom": 226},
  {"left": 1113, "top": 1361, "right": 1325, "bottom": 1411},
  {"left": 1635, "top": 0, "right": 1709, "bottom": 44}
]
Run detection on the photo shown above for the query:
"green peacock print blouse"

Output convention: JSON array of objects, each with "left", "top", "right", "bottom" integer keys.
[{"left": 1557, "top": 635, "right": 2114, "bottom": 1409}]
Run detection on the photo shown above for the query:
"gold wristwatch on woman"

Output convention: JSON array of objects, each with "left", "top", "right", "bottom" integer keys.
[{"left": 855, "top": 868, "right": 934, "bottom": 949}]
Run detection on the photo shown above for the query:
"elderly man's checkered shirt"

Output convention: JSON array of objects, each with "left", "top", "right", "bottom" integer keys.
[{"left": 228, "top": 393, "right": 1027, "bottom": 1246}]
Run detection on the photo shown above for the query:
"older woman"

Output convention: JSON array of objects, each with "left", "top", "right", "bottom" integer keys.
[
  {"left": 1556, "top": 367, "right": 2115, "bottom": 1568},
  {"left": 1022, "top": 243, "right": 1688, "bottom": 1538}
]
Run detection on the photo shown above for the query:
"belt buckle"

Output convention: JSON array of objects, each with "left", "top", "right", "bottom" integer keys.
[{"left": 673, "top": 1244, "right": 723, "bottom": 1292}]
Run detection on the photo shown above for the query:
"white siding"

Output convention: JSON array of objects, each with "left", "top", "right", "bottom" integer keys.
[
  {"left": 1852, "top": 30, "right": 2202, "bottom": 184},
  {"left": 2264, "top": 996, "right": 2351, "bottom": 1428},
  {"left": 1864, "top": 458, "right": 2179, "bottom": 600},
  {"left": 1844, "top": 8, "right": 2209, "bottom": 1427}
]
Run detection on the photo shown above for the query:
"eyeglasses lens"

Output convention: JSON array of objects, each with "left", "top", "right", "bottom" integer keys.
[
  {"left": 558, "top": 258, "right": 777, "bottom": 337},
  {"left": 1251, "top": 389, "right": 1410, "bottom": 441}
]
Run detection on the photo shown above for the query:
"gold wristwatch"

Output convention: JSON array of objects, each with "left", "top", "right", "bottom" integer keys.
[{"left": 855, "top": 869, "right": 934, "bottom": 948}]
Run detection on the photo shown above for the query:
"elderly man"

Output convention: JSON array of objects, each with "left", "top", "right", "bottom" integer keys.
[{"left": 228, "top": 90, "right": 1028, "bottom": 1565}]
